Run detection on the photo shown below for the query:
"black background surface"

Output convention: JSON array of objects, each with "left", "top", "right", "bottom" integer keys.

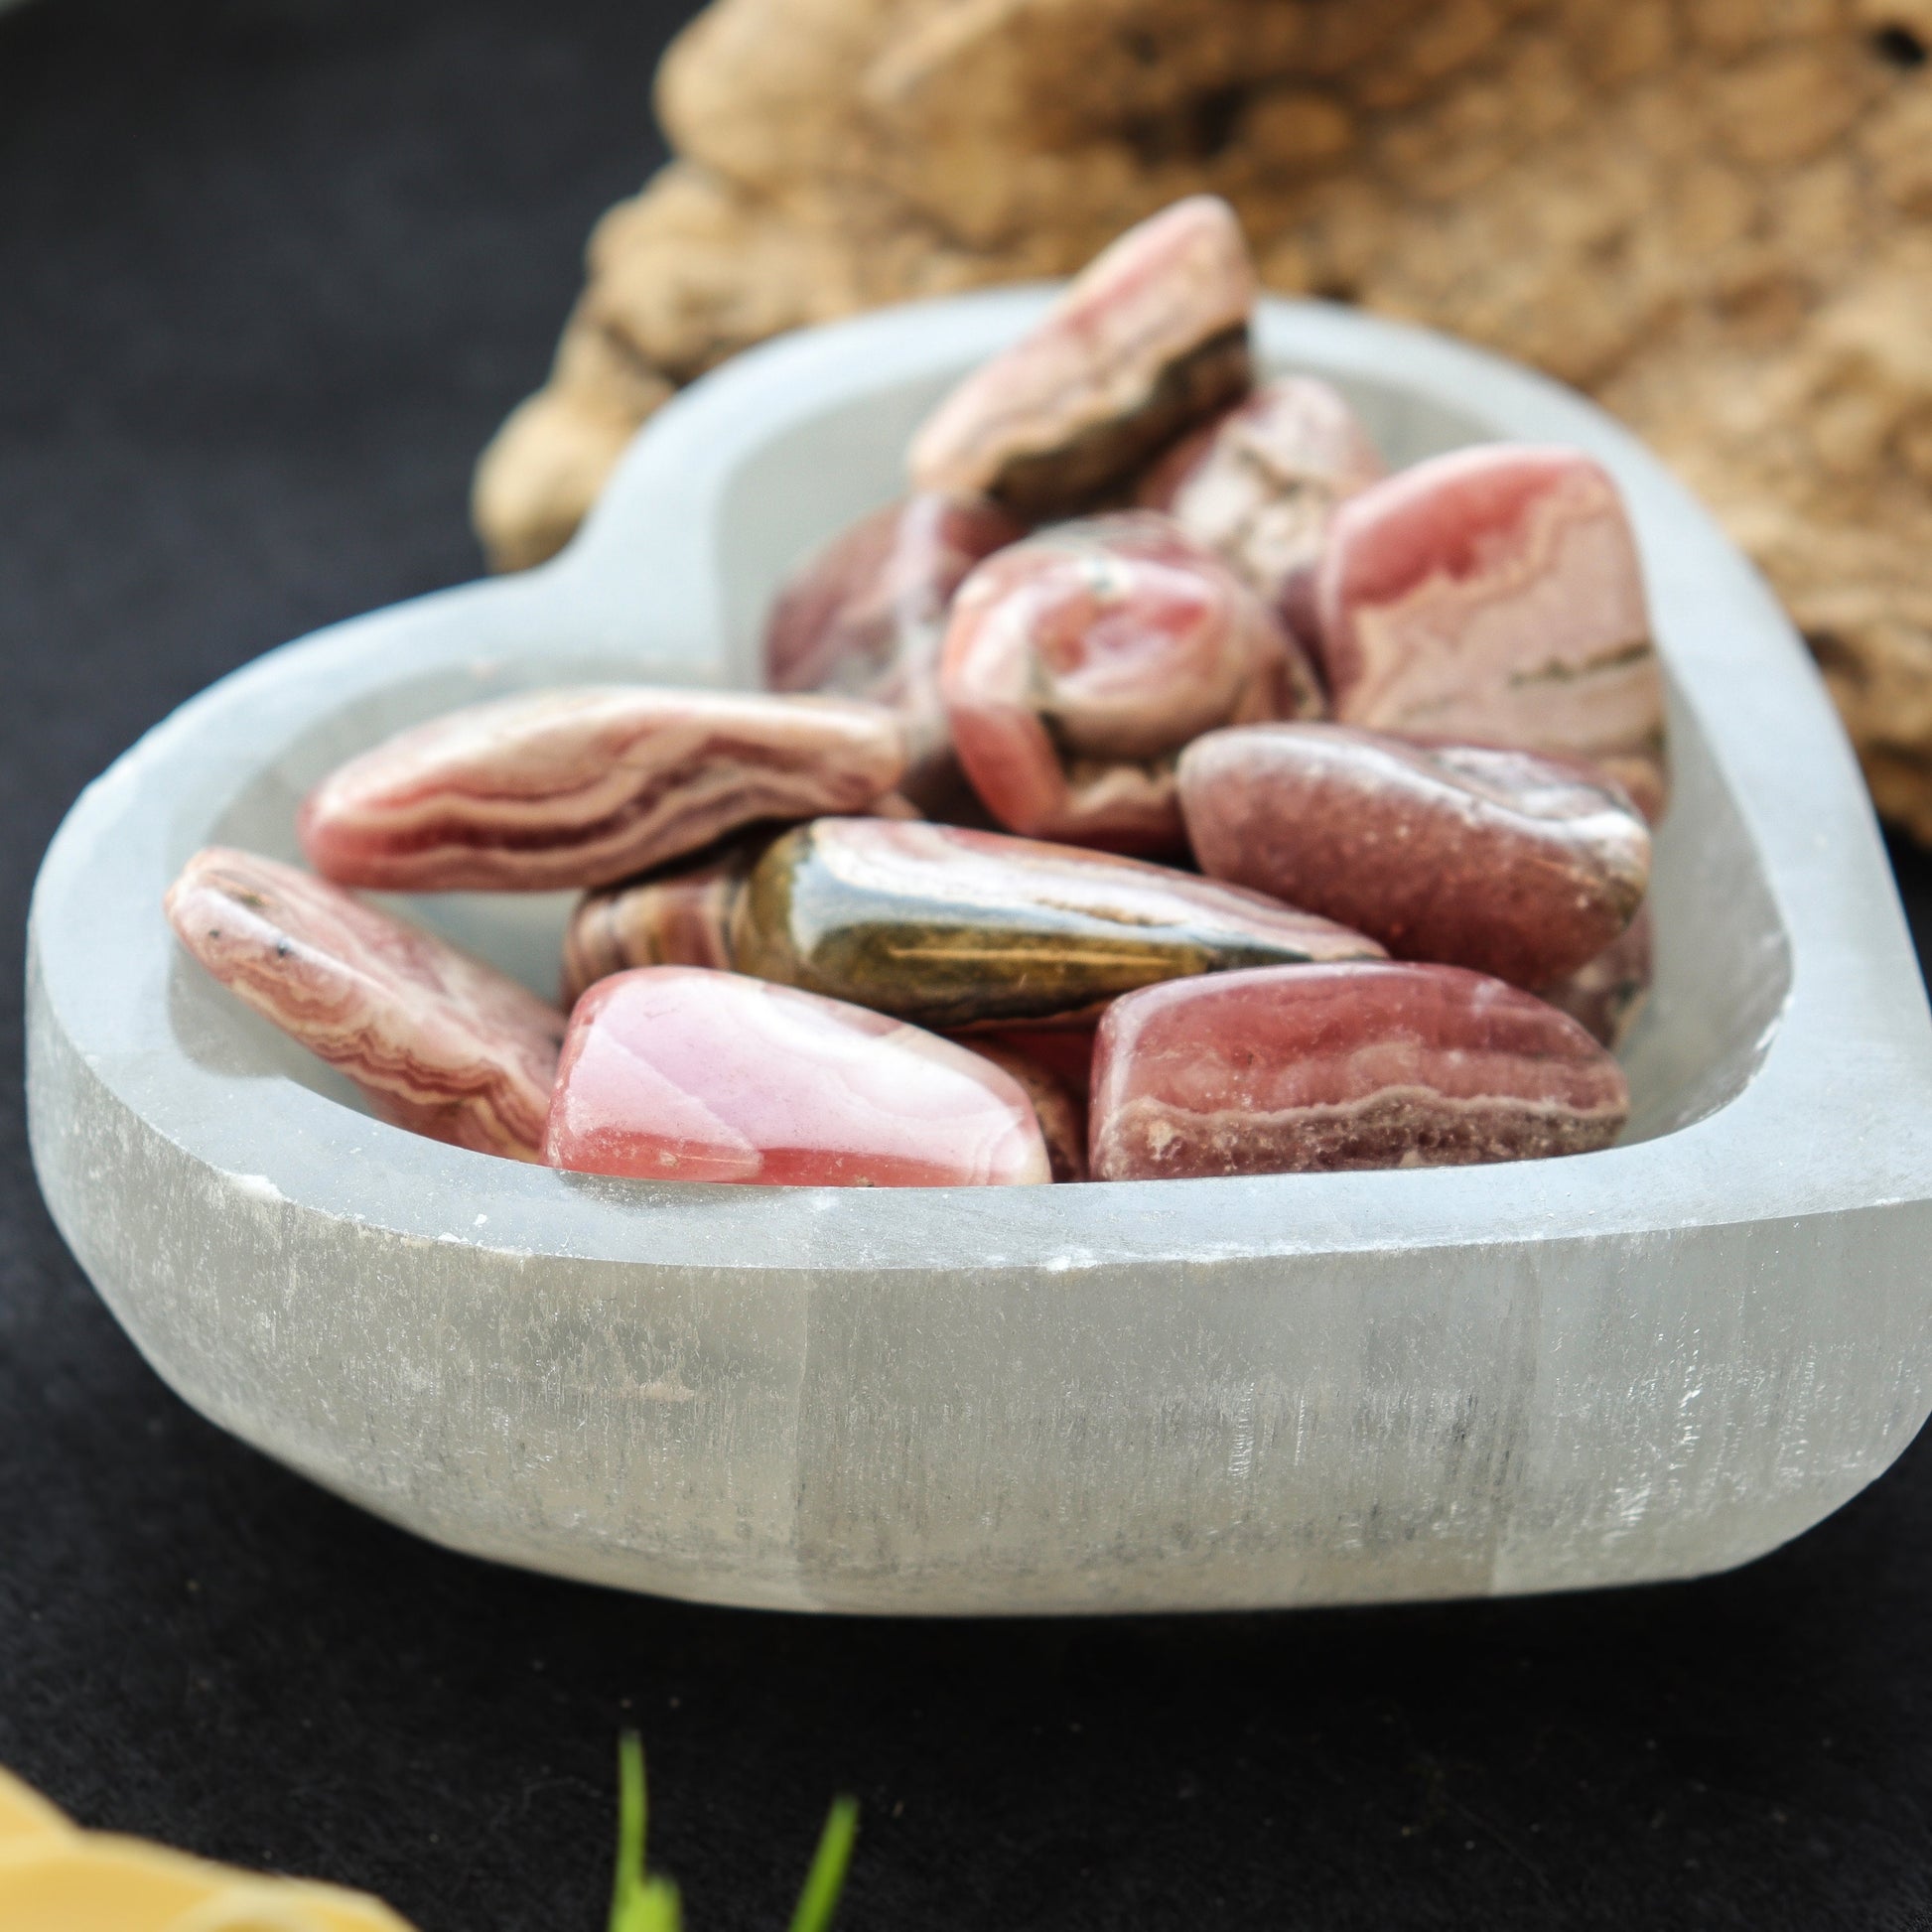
[{"left": 7, "top": 5, "right": 1932, "bottom": 1927}]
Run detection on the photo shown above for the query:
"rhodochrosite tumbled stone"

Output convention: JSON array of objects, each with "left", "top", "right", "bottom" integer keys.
[
  {"left": 1536, "top": 901, "right": 1653, "bottom": 1050},
  {"left": 1090, "top": 962, "right": 1628, "bottom": 1180},
  {"left": 1177, "top": 723, "right": 1650, "bottom": 987},
  {"left": 763, "top": 493, "right": 1026, "bottom": 810},
  {"left": 1312, "top": 445, "right": 1667, "bottom": 797},
  {"left": 908, "top": 197, "right": 1256, "bottom": 519},
  {"left": 299, "top": 686, "right": 906, "bottom": 893},
  {"left": 1136, "top": 375, "right": 1385, "bottom": 636},
  {"left": 561, "top": 832, "right": 766, "bottom": 1007},
  {"left": 732, "top": 816, "right": 1382, "bottom": 1031},
  {"left": 940, "top": 511, "right": 1315, "bottom": 853},
  {"left": 962, "top": 1036, "right": 1089, "bottom": 1182},
  {"left": 165, "top": 847, "right": 564, "bottom": 1163},
  {"left": 543, "top": 967, "right": 1049, "bottom": 1187}
]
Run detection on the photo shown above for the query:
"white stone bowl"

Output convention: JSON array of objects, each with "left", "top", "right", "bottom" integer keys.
[{"left": 28, "top": 293, "right": 1932, "bottom": 1614}]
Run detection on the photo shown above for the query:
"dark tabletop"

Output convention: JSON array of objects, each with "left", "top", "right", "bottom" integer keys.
[{"left": 7, "top": 6, "right": 1932, "bottom": 1928}]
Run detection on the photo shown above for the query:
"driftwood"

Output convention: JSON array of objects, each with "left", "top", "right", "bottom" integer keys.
[{"left": 474, "top": 0, "right": 1932, "bottom": 841}]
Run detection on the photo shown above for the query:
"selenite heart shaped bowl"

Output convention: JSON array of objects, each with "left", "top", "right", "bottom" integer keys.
[{"left": 27, "top": 292, "right": 1932, "bottom": 1614}]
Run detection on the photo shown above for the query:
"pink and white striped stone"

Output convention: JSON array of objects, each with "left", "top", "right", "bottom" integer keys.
[
  {"left": 956, "top": 1035, "right": 1090, "bottom": 1182},
  {"left": 1090, "top": 960, "right": 1628, "bottom": 1180},
  {"left": 543, "top": 966, "right": 1049, "bottom": 1187},
  {"left": 1136, "top": 374, "right": 1385, "bottom": 639},
  {"left": 762, "top": 492, "right": 1026, "bottom": 811},
  {"left": 1177, "top": 723, "right": 1651, "bottom": 987},
  {"left": 1311, "top": 445, "right": 1667, "bottom": 792},
  {"left": 908, "top": 197, "right": 1257, "bottom": 518},
  {"left": 1535, "top": 900, "right": 1653, "bottom": 1050},
  {"left": 165, "top": 847, "right": 564, "bottom": 1162},
  {"left": 299, "top": 685, "right": 907, "bottom": 893},
  {"left": 939, "top": 512, "right": 1315, "bottom": 853}
]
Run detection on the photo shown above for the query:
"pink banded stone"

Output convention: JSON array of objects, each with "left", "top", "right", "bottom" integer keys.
[
  {"left": 908, "top": 197, "right": 1257, "bottom": 519},
  {"left": 939, "top": 511, "right": 1316, "bottom": 853},
  {"left": 164, "top": 847, "right": 564, "bottom": 1162},
  {"left": 763, "top": 493, "right": 1026, "bottom": 811},
  {"left": 1312, "top": 445, "right": 1668, "bottom": 792},
  {"left": 543, "top": 967, "right": 1050, "bottom": 1187},
  {"left": 1136, "top": 375, "right": 1385, "bottom": 638},
  {"left": 1090, "top": 961, "right": 1629, "bottom": 1180},
  {"left": 1177, "top": 723, "right": 1651, "bottom": 988},
  {"left": 959, "top": 1036, "right": 1089, "bottom": 1182},
  {"left": 560, "top": 832, "right": 766, "bottom": 1008},
  {"left": 299, "top": 686, "right": 906, "bottom": 894},
  {"left": 1535, "top": 900, "right": 1653, "bottom": 1050}
]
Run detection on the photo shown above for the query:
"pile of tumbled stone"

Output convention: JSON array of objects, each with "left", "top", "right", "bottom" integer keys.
[{"left": 168, "top": 196, "right": 1662, "bottom": 1190}]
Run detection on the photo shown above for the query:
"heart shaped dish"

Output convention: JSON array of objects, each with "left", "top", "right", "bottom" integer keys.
[{"left": 28, "top": 293, "right": 1932, "bottom": 1614}]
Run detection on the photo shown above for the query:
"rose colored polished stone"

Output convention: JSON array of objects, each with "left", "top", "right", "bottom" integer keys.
[
  {"left": 1536, "top": 900, "right": 1653, "bottom": 1050},
  {"left": 560, "top": 831, "right": 767, "bottom": 1008},
  {"left": 164, "top": 847, "right": 564, "bottom": 1162},
  {"left": 968, "top": 1024, "right": 1097, "bottom": 1103},
  {"left": 939, "top": 511, "right": 1316, "bottom": 853},
  {"left": 299, "top": 685, "right": 907, "bottom": 894},
  {"left": 1177, "top": 723, "right": 1651, "bottom": 987},
  {"left": 1090, "top": 961, "right": 1628, "bottom": 1180},
  {"left": 543, "top": 966, "right": 1049, "bottom": 1187},
  {"left": 1136, "top": 374, "right": 1385, "bottom": 639},
  {"left": 1312, "top": 445, "right": 1668, "bottom": 795},
  {"left": 731, "top": 815, "right": 1382, "bottom": 1032},
  {"left": 961, "top": 1036, "right": 1089, "bottom": 1182},
  {"left": 763, "top": 493, "right": 1027, "bottom": 811},
  {"left": 908, "top": 197, "right": 1256, "bottom": 519}
]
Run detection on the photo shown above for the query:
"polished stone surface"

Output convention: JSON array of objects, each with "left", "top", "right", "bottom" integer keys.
[
  {"left": 560, "top": 831, "right": 763, "bottom": 1006},
  {"left": 762, "top": 492, "right": 1024, "bottom": 811},
  {"left": 300, "top": 685, "right": 906, "bottom": 892},
  {"left": 732, "top": 815, "right": 1382, "bottom": 1031},
  {"left": 940, "top": 511, "right": 1314, "bottom": 852},
  {"left": 1090, "top": 961, "right": 1629, "bottom": 1180},
  {"left": 543, "top": 966, "right": 1048, "bottom": 1187},
  {"left": 1313, "top": 444, "right": 1667, "bottom": 801},
  {"left": 164, "top": 847, "right": 563, "bottom": 1163},
  {"left": 1536, "top": 900, "right": 1654, "bottom": 1049},
  {"left": 907, "top": 197, "right": 1255, "bottom": 518},
  {"left": 1137, "top": 373, "right": 1385, "bottom": 636},
  {"left": 1179, "top": 723, "right": 1651, "bottom": 987},
  {"left": 957, "top": 1035, "right": 1089, "bottom": 1182}
]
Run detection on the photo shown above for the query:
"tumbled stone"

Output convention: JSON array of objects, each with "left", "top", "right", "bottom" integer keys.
[
  {"left": 763, "top": 493, "right": 1026, "bottom": 810},
  {"left": 731, "top": 815, "right": 1383, "bottom": 1032},
  {"left": 165, "top": 847, "right": 564, "bottom": 1163},
  {"left": 1135, "top": 374, "right": 1385, "bottom": 640},
  {"left": 299, "top": 685, "right": 906, "bottom": 893},
  {"left": 939, "top": 511, "right": 1316, "bottom": 853},
  {"left": 543, "top": 966, "right": 1049, "bottom": 1186},
  {"left": 966, "top": 1024, "right": 1098, "bottom": 1103},
  {"left": 560, "top": 831, "right": 767, "bottom": 1007},
  {"left": 961, "top": 1036, "right": 1089, "bottom": 1182},
  {"left": 1536, "top": 901, "right": 1653, "bottom": 1050},
  {"left": 908, "top": 196, "right": 1256, "bottom": 519},
  {"left": 1311, "top": 445, "right": 1668, "bottom": 794},
  {"left": 1090, "top": 961, "right": 1628, "bottom": 1180},
  {"left": 1177, "top": 723, "right": 1650, "bottom": 987}
]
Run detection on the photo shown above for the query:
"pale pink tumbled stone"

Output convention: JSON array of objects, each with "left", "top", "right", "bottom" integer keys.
[
  {"left": 544, "top": 967, "right": 1050, "bottom": 1187},
  {"left": 1535, "top": 901, "right": 1654, "bottom": 1050},
  {"left": 299, "top": 686, "right": 907, "bottom": 893},
  {"left": 1090, "top": 961, "right": 1628, "bottom": 1180},
  {"left": 1136, "top": 374, "right": 1385, "bottom": 638},
  {"left": 908, "top": 197, "right": 1257, "bottom": 518},
  {"left": 938, "top": 512, "right": 1315, "bottom": 853},
  {"left": 1312, "top": 445, "right": 1667, "bottom": 793},
  {"left": 165, "top": 847, "right": 564, "bottom": 1162}
]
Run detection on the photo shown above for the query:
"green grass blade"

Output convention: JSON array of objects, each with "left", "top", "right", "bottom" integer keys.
[
  {"left": 787, "top": 1796, "right": 860, "bottom": 1932},
  {"left": 611, "top": 1731, "right": 648, "bottom": 1932}
]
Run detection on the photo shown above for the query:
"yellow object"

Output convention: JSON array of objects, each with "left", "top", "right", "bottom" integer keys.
[{"left": 0, "top": 1768, "right": 415, "bottom": 1932}]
